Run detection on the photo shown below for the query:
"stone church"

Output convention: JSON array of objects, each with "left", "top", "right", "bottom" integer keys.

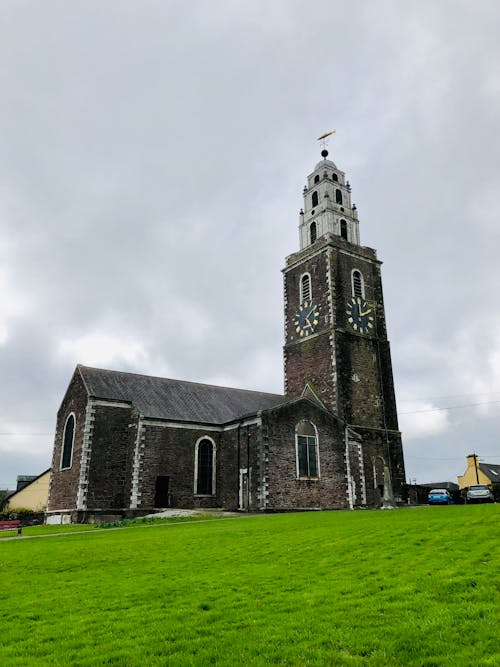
[{"left": 46, "top": 149, "right": 406, "bottom": 522}]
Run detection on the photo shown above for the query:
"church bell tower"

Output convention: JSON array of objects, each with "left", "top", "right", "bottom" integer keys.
[{"left": 282, "top": 148, "right": 406, "bottom": 502}]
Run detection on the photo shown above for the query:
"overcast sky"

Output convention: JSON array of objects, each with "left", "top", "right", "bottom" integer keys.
[{"left": 1, "top": 0, "right": 500, "bottom": 490}]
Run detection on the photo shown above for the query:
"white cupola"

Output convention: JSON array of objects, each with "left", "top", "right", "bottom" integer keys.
[{"left": 298, "top": 149, "right": 360, "bottom": 249}]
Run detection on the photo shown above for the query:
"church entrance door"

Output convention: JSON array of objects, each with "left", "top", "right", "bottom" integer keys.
[{"left": 155, "top": 476, "right": 170, "bottom": 508}]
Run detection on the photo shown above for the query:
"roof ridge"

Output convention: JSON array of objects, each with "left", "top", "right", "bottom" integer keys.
[
  {"left": 78, "top": 365, "right": 284, "bottom": 398},
  {"left": 479, "top": 462, "right": 500, "bottom": 471}
]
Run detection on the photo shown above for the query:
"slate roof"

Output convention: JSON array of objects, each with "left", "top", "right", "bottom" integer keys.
[
  {"left": 78, "top": 365, "right": 288, "bottom": 425},
  {"left": 479, "top": 463, "right": 500, "bottom": 481},
  {"left": 419, "top": 481, "right": 459, "bottom": 491}
]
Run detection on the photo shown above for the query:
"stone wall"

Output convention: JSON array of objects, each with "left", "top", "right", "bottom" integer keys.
[
  {"left": 352, "top": 426, "right": 406, "bottom": 505},
  {"left": 47, "top": 369, "right": 88, "bottom": 511},
  {"left": 263, "top": 399, "right": 348, "bottom": 510},
  {"left": 86, "top": 404, "right": 134, "bottom": 510},
  {"left": 136, "top": 422, "right": 260, "bottom": 511}
]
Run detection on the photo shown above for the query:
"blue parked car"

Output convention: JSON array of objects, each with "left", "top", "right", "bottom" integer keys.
[{"left": 428, "top": 488, "right": 453, "bottom": 505}]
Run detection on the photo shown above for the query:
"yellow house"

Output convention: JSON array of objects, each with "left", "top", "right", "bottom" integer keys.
[
  {"left": 5, "top": 469, "right": 51, "bottom": 511},
  {"left": 457, "top": 455, "right": 500, "bottom": 489}
]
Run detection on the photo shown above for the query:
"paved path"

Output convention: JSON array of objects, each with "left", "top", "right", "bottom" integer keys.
[{"left": 0, "top": 513, "right": 260, "bottom": 541}]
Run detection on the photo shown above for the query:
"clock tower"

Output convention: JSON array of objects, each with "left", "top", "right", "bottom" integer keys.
[{"left": 283, "top": 149, "right": 406, "bottom": 504}]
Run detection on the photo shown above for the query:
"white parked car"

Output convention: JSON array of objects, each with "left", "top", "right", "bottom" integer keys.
[{"left": 465, "top": 485, "right": 495, "bottom": 504}]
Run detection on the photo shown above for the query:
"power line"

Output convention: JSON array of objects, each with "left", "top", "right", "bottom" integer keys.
[
  {"left": 0, "top": 418, "right": 53, "bottom": 422},
  {"left": 0, "top": 432, "right": 52, "bottom": 436},
  {"left": 398, "top": 399, "right": 500, "bottom": 415},
  {"left": 398, "top": 391, "right": 500, "bottom": 404},
  {"left": 405, "top": 455, "right": 500, "bottom": 461},
  {"left": 1, "top": 399, "right": 500, "bottom": 436},
  {"left": 2, "top": 394, "right": 500, "bottom": 426}
]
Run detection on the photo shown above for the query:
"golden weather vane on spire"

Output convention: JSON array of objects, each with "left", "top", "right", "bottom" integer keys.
[{"left": 317, "top": 130, "right": 336, "bottom": 152}]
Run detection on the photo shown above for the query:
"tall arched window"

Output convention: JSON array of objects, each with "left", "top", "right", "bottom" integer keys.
[
  {"left": 195, "top": 438, "right": 215, "bottom": 495},
  {"left": 310, "top": 221, "right": 317, "bottom": 244},
  {"left": 332, "top": 173, "right": 338, "bottom": 182},
  {"left": 300, "top": 273, "right": 311, "bottom": 303},
  {"left": 311, "top": 191, "right": 319, "bottom": 208},
  {"left": 335, "top": 189, "right": 343, "bottom": 205},
  {"left": 296, "top": 421, "right": 319, "bottom": 478},
  {"left": 340, "top": 219, "right": 348, "bottom": 240},
  {"left": 61, "top": 413, "right": 75, "bottom": 470},
  {"left": 314, "top": 174, "right": 319, "bottom": 183},
  {"left": 352, "top": 270, "right": 364, "bottom": 298}
]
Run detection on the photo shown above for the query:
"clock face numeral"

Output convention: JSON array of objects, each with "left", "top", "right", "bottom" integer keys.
[
  {"left": 346, "top": 297, "right": 374, "bottom": 335},
  {"left": 293, "top": 299, "right": 320, "bottom": 338}
]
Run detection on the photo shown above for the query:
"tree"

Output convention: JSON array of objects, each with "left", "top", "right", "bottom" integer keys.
[{"left": 0, "top": 489, "right": 11, "bottom": 512}]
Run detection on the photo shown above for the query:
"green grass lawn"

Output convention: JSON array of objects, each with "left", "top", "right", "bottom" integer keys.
[
  {"left": 1, "top": 506, "right": 498, "bottom": 666},
  {"left": 0, "top": 513, "right": 225, "bottom": 539}
]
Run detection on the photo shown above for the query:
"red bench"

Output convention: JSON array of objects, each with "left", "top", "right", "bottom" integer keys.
[{"left": 0, "top": 520, "right": 22, "bottom": 535}]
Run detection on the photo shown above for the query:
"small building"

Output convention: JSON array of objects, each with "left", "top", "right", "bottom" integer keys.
[
  {"left": 5, "top": 469, "right": 51, "bottom": 511},
  {"left": 408, "top": 481, "right": 460, "bottom": 505},
  {"left": 457, "top": 455, "right": 500, "bottom": 491}
]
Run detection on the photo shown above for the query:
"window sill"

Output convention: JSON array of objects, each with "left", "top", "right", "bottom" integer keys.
[
  {"left": 297, "top": 477, "right": 320, "bottom": 481},
  {"left": 194, "top": 494, "right": 215, "bottom": 498}
]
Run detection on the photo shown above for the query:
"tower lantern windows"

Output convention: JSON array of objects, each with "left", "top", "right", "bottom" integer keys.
[
  {"left": 332, "top": 173, "right": 338, "bottom": 182},
  {"left": 335, "top": 189, "right": 343, "bottom": 205},
  {"left": 311, "top": 191, "right": 319, "bottom": 207},
  {"left": 340, "top": 219, "right": 348, "bottom": 240},
  {"left": 314, "top": 175, "right": 320, "bottom": 184},
  {"left": 310, "top": 222, "right": 317, "bottom": 244}
]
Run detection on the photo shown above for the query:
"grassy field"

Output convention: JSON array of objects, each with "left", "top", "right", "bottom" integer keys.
[
  {"left": 0, "top": 514, "right": 224, "bottom": 539},
  {"left": 1, "top": 506, "right": 498, "bottom": 666}
]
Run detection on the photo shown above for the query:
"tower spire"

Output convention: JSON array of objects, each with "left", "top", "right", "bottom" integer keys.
[{"left": 298, "top": 136, "right": 360, "bottom": 249}]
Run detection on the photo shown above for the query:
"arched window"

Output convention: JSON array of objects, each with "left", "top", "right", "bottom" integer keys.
[
  {"left": 195, "top": 438, "right": 215, "bottom": 495},
  {"left": 310, "top": 221, "right": 317, "bottom": 244},
  {"left": 300, "top": 273, "right": 311, "bottom": 303},
  {"left": 340, "top": 219, "right": 348, "bottom": 240},
  {"left": 314, "top": 174, "right": 319, "bottom": 183},
  {"left": 332, "top": 173, "right": 338, "bottom": 182},
  {"left": 296, "top": 421, "right": 319, "bottom": 478},
  {"left": 61, "top": 413, "right": 75, "bottom": 470},
  {"left": 311, "top": 191, "right": 319, "bottom": 208},
  {"left": 352, "top": 270, "right": 364, "bottom": 298},
  {"left": 335, "top": 189, "right": 343, "bottom": 205}
]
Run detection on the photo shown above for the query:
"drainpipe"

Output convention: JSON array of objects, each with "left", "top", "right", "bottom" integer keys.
[
  {"left": 345, "top": 425, "right": 354, "bottom": 510},
  {"left": 236, "top": 423, "right": 241, "bottom": 509},
  {"left": 246, "top": 425, "right": 251, "bottom": 510}
]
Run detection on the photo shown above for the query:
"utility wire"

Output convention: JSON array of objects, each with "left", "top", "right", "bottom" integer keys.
[
  {"left": 406, "top": 454, "right": 500, "bottom": 461},
  {"left": 3, "top": 395, "right": 500, "bottom": 429},
  {"left": 0, "top": 432, "right": 52, "bottom": 436},
  {"left": 2, "top": 399, "right": 500, "bottom": 435},
  {"left": 398, "top": 399, "right": 500, "bottom": 415},
  {"left": 398, "top": 390, "right": 500, "bottom": 403}
]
